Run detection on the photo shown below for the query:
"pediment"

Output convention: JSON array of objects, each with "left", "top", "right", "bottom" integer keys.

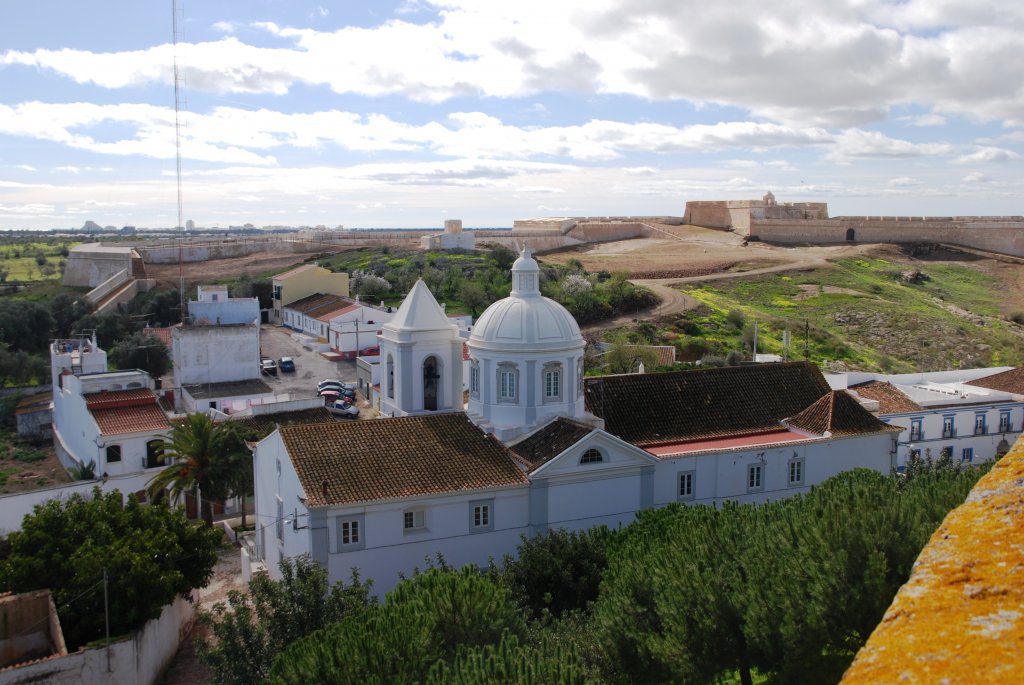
[{"left": 529, "top": 429, "right": 657, "bottom": 479}]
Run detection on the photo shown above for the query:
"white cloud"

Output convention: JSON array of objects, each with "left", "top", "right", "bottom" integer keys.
[
  {"left": 15, "top": 164, "right": 36, "bottom": 171},
  {"left": 3, "top": 1, "right": 1023, "bottom": 126},
  {"left": 826, "top": 129, "right": 953, "bottom": 161},
  {"left": 898, "top": 113, "right": 947, "bottom": 127},
  {"left": 887, "top": 177, "right": 920, "bottom": 187},
  {"left": 953, "top": 146, "right": 1023, "bottom": 164},
  {"left": 55, "top": 166, "right": 80, "bottom": 173},
  {"left": 211, "top": 21, "right": 235, "bottom": 34}
]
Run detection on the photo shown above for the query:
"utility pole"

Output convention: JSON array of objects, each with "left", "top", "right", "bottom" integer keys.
[
  {"left": 104, "top": 568, "right": 111, "bottom": 672},
  {"left": 804, "top": 320, "right": 810, "bottom": 360}
]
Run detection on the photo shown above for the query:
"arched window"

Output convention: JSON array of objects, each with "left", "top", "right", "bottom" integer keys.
[
  {"left": 580, "top": 448, "right": 603, "bottom": 464},
  {"left": 145, "top": 439, "right": 163, "bottom": 469},
  {"left": 386, "top": 354, "right": 395, "bottom": 399},
  {"left": 423, "top": 356, "right": 440, "bottom": 411}
]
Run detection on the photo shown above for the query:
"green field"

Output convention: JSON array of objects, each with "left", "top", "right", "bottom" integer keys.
[
  {"left": 0, "top": 240, "right": 79, "bottom": 282},
  {"left": 666, "top": 257, "right": 1023, "bottom": 372}
]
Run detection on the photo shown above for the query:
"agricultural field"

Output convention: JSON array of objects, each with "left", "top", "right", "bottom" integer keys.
[{"left": 0, "top": 240, "right": 78, "bottom": 283}]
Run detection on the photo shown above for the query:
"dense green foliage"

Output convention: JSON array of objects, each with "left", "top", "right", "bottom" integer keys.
[
  {"left": 0, "top": 489, "right": 220, "bottom": 650},
  {"left": 269, "top": 565, "right": 528, "bottom": 684},
  {"left": 146, "top": 413, "right": 252, "bottom": 525},
  {"left": 198, "top": 555, "right": 373, "bottom": 685},
  {"left": 223, "top": 462, "right": 986, "bottom": 685},
  {"left": 109, "top": 331, "right": 171, "bottom": 378}
]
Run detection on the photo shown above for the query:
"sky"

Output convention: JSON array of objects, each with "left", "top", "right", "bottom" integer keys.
[{"left": 1, "top": 0, "right": 1022, "bottom": 230}]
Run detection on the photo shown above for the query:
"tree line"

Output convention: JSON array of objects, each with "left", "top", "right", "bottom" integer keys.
[{"left": 195, "top": 460, "right": 987, "bottom": 684}]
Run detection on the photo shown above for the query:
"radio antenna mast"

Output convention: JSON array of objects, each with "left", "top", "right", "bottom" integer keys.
[{"left": 172, "top": 0, "right": 186, "bottom": 321}]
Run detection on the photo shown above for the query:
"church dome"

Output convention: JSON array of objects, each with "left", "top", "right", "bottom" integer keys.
[{"left": 469, "top": 246, "right": 583, "bottom": 353}]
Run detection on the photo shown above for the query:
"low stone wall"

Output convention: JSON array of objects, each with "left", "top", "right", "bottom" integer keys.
[
  {"left": 841, "top": 438, "right": 1024, "bottom": 683},
  {"left": 751, "top": 218, "right": 1024, "bottom": 257}
]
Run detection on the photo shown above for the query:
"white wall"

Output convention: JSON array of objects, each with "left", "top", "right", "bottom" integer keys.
[
  {"left": 253, "top": 432, "right": 307, "bottom": 577},
  {"left": 0, "top": 594, "right": 194, "bottom": 685},
  {"left": 173, "top": 325, "right": 260, "bottom": 386},
  {"left": 883, "top": 404, "right": 1022, "bottom": 466},
  {"left": 189, "top": 298, "right": 259, "bottom": 326}
]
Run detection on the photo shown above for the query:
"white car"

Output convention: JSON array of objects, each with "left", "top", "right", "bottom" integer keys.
[{"left": 326, "top": 399, "right": 360, "bottom": 419}]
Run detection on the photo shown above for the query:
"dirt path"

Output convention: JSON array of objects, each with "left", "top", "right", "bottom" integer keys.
[{"left": 160, "top": 543, "right": 245, "bottom": 685}]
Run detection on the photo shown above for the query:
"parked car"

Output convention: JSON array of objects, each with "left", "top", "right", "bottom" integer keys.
[
  {"left": 318, "top": 379, "right": 355, "bottom": 398},
  {"left": 317, "top": 379, "right": 344, "bottom": 392},
  {"left": 326, "top": 399, "right": 360, "bottom": 419},
  {"left": 279, "top": 357, "right": 296, "bottom": 373},
  {"left": 260, "top": 358, "right": 278, "bottom": 376}
]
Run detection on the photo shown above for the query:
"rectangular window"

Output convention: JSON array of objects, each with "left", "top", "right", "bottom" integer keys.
[
  {"left": 340, "top": 520, "right": 359, "bottom": 545},
  {"left": 788, "top": 458, "right": 804, "bottom": 486},
  {"left": 273, "top": 285, "right": 282, "bottom": 300},
  {"left": 747, "top": 464, "right": 763, "bottom": 491},
  {"left": 403, "top": 510, "right": 425, "bottom": 531},
  {"left": 470, "top": 364, "right": 480, "bottom": 397},
  {"left": 499, "top": 369, "right": 517, "bottom": 400},
  {"left": 999, "top": 412, "right": 1011, "bottom": 433},
  {"left": 470, "top": 500, "right": 493, "bottom": 532},
  {"left": 942, "top": 416, "right": 955, "bottom": 439},
  {"left": 909, "top": 419, "right": 923, "bottom": 442},
  {"left": 974, "top": 414, "right": 987, "bottom": 436},
  {"left": 962, "top": 447, "right": 974, "bottom": 463},
  {"left": 544, "top": 369, "right": 560, "bottom": 399},
  {"left": 678, "top": 471, "right": 694, "bottom": 499},
  {"left": 940, "top": 446, "right": 953, "bottom": 460},
  {"left": 276, "top": 498, "right": 284, "bottom": 542},
  {"left": 105, "top": 445, "right": 122, "bottom": 463}
]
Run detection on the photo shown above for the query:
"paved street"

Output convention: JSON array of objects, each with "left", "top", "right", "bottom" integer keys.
[{"left": 257, "top": 325, "right": 360, "bottom": 399}]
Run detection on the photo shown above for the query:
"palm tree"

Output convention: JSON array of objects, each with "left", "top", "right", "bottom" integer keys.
[{"left": 147, "top": 413, "right": 248, "bottom": 526}]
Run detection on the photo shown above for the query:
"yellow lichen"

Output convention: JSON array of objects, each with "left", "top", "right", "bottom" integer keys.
[{"left": 841, "top": 442, "right": 1024, "bottom": 684}]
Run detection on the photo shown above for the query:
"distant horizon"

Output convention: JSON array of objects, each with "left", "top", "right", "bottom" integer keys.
[{"left": 2, "top": 2, "right": 1022, "bottom": 230}]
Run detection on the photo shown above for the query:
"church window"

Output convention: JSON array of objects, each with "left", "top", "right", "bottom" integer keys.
[
  {"left": 470, "top": 500, "right": 493, "bottom": 532},
  {"left": 404, "top": 509, "right": 425, "bottom": 531},
  {"left": 577, "top": 358, "right": 584, "bottom": 398},
  {"left": 580, "top": 448, "right": 603, "bottom": 464},
  {"left": 498, "top": 363, "right": 518, "bottom": 403},
  {"left": 678, "top": 471, "right": 694, "bottom": 499},
  {"left": 386, "top": 355, "right": 395, "bottom": 399},
  {"left": 470, "top": 361, "right": 480, "bottom": 398},
  {"left": 543, "top": 363, "right": 562, "bottom": 402},
  {"left": 338, "top": 515, "right": 364, "bottom": 549},
  {"left": 747, "top": 464, "right": 763, "bottom": 492}
]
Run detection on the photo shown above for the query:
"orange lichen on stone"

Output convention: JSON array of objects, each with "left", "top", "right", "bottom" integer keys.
[{"left": 841, "top": 441, "right": 1024, "bottom": 684}]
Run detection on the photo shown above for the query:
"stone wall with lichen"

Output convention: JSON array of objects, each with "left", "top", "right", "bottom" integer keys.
[{"left": 841, "top": 438, "right": 1024, "bottom": 684}]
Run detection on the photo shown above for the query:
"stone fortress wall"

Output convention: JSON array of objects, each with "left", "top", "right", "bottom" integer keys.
[{"left": 684, "top": 193, "right": 1024, "bottom": 257}]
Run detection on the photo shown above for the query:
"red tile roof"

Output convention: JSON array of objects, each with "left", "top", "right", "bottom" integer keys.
[
  {"left": 86, "top": 390, "right": 170, "bottom": 436},
  {"left": 285, "top": 293, "right": 353, "bottom": 319},
  {"left": 967, "top": 367, "right": 1024, "bottom": 395},
  {"left": 317, "top": 304, "right": 359, "bottom": 322},
  {"left": 585, "top": 361, "right": 834, "bottom": 447},
  {"left": 786, "top": 391, "right": 901, "bottom": 437},
  {"left": 848, "top": 380, "right": 923, "bottom": 414},
  {"left": 646, "top": 429, "right": 810, "bottom": 456},
  {"left": 625, "top": 345, "right": 676, "bottom": 367},
  {"left": 280, "top": 413, "right": 528, "bottom": 507},
  {"left": 143, "top": 327, "right": 172, "bottom": 347}
]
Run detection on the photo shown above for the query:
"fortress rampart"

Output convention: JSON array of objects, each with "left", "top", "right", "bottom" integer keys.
[{"left": 750, "top": 216, "right": 1024, "bottom": 257}]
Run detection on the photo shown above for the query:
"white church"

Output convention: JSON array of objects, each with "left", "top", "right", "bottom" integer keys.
[{"left": 252, "top": 247, "right": 899, "bottom": 592}]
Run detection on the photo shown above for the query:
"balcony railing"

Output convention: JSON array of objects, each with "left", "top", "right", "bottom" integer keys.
[
  {"left": 909, "top": 430, "right": 923, "bottom": 442},
  {"left": 974, "top": 426, "right": 987, "bottom": 436},
  {"left": 942, "top": 428, "right": 956, "bottom": 439}
]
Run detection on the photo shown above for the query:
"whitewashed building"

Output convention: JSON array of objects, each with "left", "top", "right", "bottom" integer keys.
[
  {"left": 834, "top": 369, "right": 1024, "bottom": 466},
  {"left": 252, "top": 247, "right": 900, "bottom": 594}
]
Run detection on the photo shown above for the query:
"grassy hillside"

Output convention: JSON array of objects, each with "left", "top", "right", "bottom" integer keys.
[{"left": 665, "top": 256, "right": 1023, "bottom": 372}]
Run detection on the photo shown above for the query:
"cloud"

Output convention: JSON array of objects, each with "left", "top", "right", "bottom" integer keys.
[
  {"left": 15, "top": 164, "right": 36, "bottom": 171},
  {"left": 898, "top": 113, "right": 948, "bottom": 127},
  {"left": 211, "top": 21, "right": 235, "bottom": 34},
  {"left": 826, "top": 129, "right": 953, "bottom": 160},
  {"left": 953, "top": 146, "right": 1023, "bottom": 164},
  {"left": 2, "top": 1, "right": 1022, "bottom": 126}
]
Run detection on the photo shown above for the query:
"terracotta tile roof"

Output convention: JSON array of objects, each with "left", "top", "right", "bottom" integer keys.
[
  {"left": 143, "top": 326, "right": 172, "bottom": 347},
  {"left": 848, "top": 380, "right": 923, "bottom": 414},
  {"left": 786, "top": 391, "right": 901, "bottom": 437},
  {"left": 626, "top": 345, "right": 676, "bottom": 367},
  {"left": 285, "top": 293, "right": 349, "bottom": 318},
  {"left": 317, "top": 304, "right": 359, "bottom": 322},
  {"left": 280, "top": 413, "right": 528, "bottom": 507},
  {"left": 86, "top": 390, "right": 170, "bottom": 436},
  {"left": 509, "top": 418, "right": 595, "bottom": 470},
  {"left": 967, "top": 367, "right": 1024, "bottom": 395},
  {"left": 274, "top": 263, "right": 318, "bottom": 280},
  {"left": 584, "top": 361, "right": 833, "bottom": 446}
]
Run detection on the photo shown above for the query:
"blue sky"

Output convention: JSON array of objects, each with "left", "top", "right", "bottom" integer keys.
[{"left": 1, "top": 0, "right": 1022, "bottom": 229}]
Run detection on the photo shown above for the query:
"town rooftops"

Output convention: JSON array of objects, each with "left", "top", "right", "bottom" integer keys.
[
  {"left": 848, "top": 380, "right": 924, "bottom": 414},
  {"left": 280, "top": 413, "right": 528, "bottom": 507},
  {"left": 281, "top": 292, "right": 349, "bottom": 317},
  {"left": 785, "top": 391, "right": 901, "bottom": 437},
  {"left": 86, "top": 389, "right": 170, "bottom": 436},
  {"left": 967, "top": 367, "right": 1024, "bottom": 395},
  {"left": 585, "top": 361, "right": 833, "bottom": 447},
  {"left": 508, "top": 417, "right": 595, "bottom": 471},
  {"left": 229, "top": 406, "right": 334, "bottom": 437}
]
